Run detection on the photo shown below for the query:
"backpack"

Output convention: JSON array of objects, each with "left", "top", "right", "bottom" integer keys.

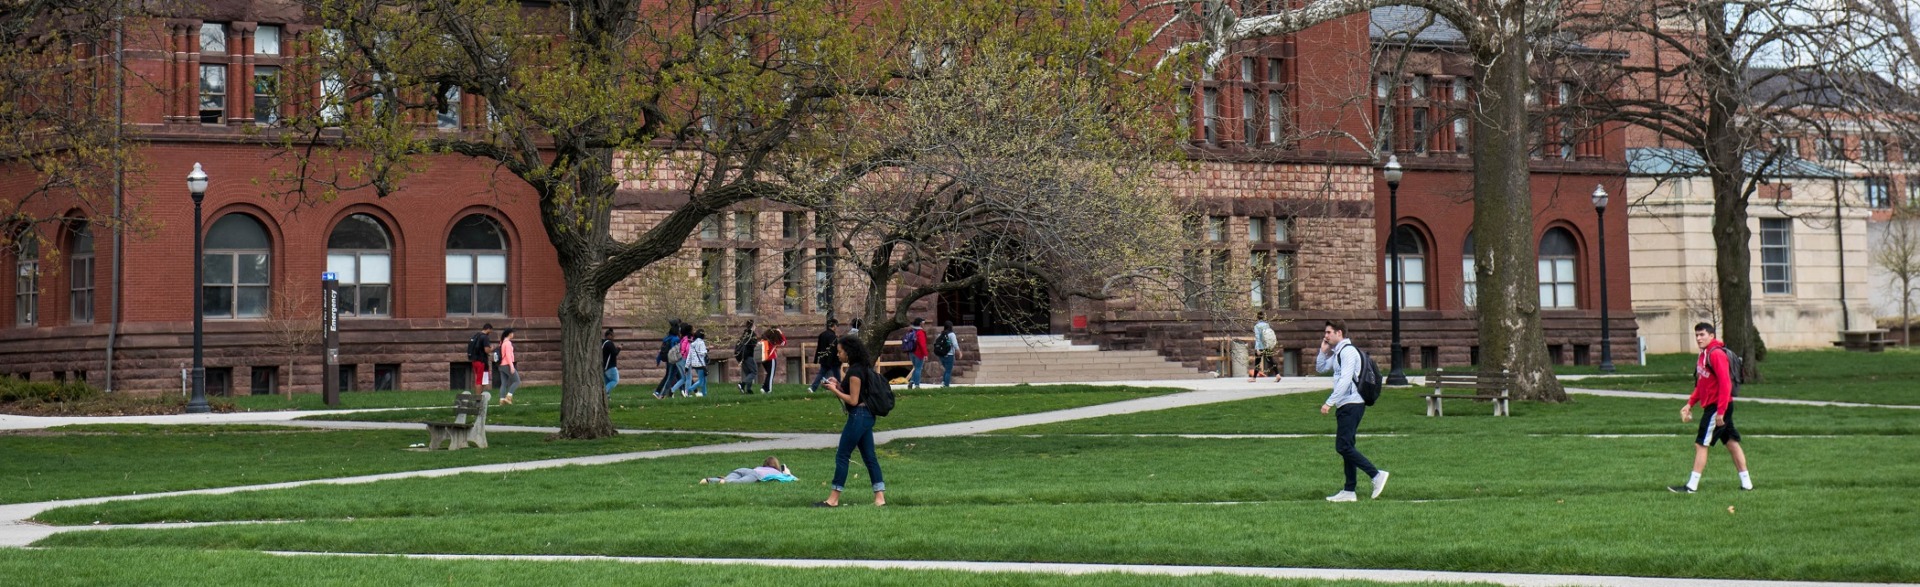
[
  {"left": 900, "top": 330, "right": 919, "bottom": 353},
  {"left": 931, "top": 332, "right": 954, "bottom": 356},
  {"left": 860, "top": 367, "right": 896, "bottom": 417},
  {"left": 1339, "top": 343, "right": 1383, "bottom": 406},
  {"left": 467, "top": 334, "right": 486, "bottom": 362},
  {"left": 667, "top": 342, "right": 684, "bottom": 364},
  {"left": 1255, "top": 323, "right": 1278, "bottom": 349},
  {"left": 1719, "top": 347, "right": 1743, "bottom": 396}
]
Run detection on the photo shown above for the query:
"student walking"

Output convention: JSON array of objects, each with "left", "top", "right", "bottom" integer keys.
[
  {"left": 671, "top": 323, "right": 697, "bottom": 397},
  {"left": 687, "top": 329, "right": 710, "bottom": 396},
  {"left": 810, "top": 319, "right": 842, "bottom": 393},
  {"left": 498, "top": 328, "right": 521, "bottom": 405},
  {"left": 1670, "top": 322, "right": 1754, "bottom": 493},
  {"left": 602, "top": 328, "right": 620, "bottom": 400},
  {"left": 466, "top": 323, "right": 495, "bottom": 392},
  {"left": 935, "top": 321, "right": 960, "bottom": 387},
  {"left": 817, "top": 336, "right": 886, "bottom": 507},
  {"left": 1251, "top": 313, "right": 1281, "bottom": 382},
  {"left": 905, "top": 318, "right": 930, "bottom": 389},
  {"left": 734, "top": 321, "right": 760, "bottom": 394},
  {"left": 654, "top": 319, "right": 683, "bottom": 399},
  {"left": 759, "top": 327, "right": 786, "bottom": 393},
  {"left": 1314, "top": 320, "right": 1387, "bottom": 502}
]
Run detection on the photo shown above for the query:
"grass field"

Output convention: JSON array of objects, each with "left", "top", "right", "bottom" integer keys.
[
  {"left": 1564, "top": 348, "right": 1920, "bottom": 405},
  {"left": 305, "top": 384, "right": 1180, "bottom": 432},
  {"left": 0, "top": 425, "right": 740, "bottom": 504}
]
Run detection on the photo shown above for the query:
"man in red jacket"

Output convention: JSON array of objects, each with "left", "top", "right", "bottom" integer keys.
[{"left": 1670, "top": 322, "right": 1754, "bottom": 493}]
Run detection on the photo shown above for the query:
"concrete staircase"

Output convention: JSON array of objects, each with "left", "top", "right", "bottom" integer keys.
[{"left": 963, "top": 335, "right": 1213, "bottom": 385}]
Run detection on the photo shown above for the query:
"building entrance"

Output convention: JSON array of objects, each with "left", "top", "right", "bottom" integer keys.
[{"left": 935, "top": 259, "right": 1053, "bottom": 336}]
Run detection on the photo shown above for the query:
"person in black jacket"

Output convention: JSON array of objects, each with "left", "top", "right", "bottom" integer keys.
[
  {"left": 734, "top": 320, "right": 759, "bottom": 394},
  {"left": 808, "top": 319, "right": 841, "bottom": 393},
  {"left": 601, "top": 328, "right": 620, "bottom": 400}
]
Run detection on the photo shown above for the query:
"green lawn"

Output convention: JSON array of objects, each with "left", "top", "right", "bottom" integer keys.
[
  {"left": 305, "top": 384, "right": 1180, "bottom": 433},
  {"left": 37, "top": 431, "right": 1920, "bottom": 582},
  {"left": 1563, "top": 348, "right": 1920, "bottom": 405},
  {"left": 0, "top": 548, "right": 1489, "bottom": 587},
  {"left": 0, "top": 425, "right": 741, "bottom": 504},
  {"left": 1005, "top": 387, "right": 1920, "bottom": 436}
]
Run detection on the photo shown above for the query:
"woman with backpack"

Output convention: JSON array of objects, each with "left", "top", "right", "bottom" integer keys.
[
  {"left": 670, "top": 323, "right": 697, "bottom": 397},
  {"left": 686, "top": 329, "right": 710, "bottom": 396},
  {"left": 734, "top": 321, "right": 759, "bottom": 394},
  {"left": 936, "top": 321, "right": 960, "bottom": 388},
  {"left": 817, "top": 336, "right": 886, "bottom": 508},
  {"left": 759, "top": 327, "right": 786, "bottom": 393}
]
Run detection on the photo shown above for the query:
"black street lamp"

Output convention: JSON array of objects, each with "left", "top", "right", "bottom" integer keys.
[
  {"left": 185, "top": 163, "right": 211, "bottom": 414},
  {"left": 1384, "top": 156, "right": 1408, "bottom": 386},
  {"left": 1593, "top": 184, "right": 1616, "bottom": 374}
]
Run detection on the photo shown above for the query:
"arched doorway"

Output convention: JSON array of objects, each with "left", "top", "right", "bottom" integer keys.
[{"left": 936, "top": 257, "right": 1053, "bottom": 336}]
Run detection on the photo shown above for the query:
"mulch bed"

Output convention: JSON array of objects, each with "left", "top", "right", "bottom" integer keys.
[{"left": 0, "top": 395, "right": 237, "bottom": 417}]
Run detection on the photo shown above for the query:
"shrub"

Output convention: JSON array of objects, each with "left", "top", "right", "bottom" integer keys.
[{"left": 0, "top": 377, "right": 103, "bottom": 404}]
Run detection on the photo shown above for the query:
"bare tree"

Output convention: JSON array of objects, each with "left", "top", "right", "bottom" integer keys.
[
  {"left": 1873, "top": 208, "right": 1920, "bottom": 345},
  {"left": 265, "top": 276, "right": 321, "bottom": 399},
  {"left": 1684, "top": 269, "right": 1723, "bottom": 328}
]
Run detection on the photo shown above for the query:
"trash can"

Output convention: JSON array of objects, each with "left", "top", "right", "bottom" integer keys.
[{"left": 1229, "top": 341, "right": 1249, "bottom": 378}]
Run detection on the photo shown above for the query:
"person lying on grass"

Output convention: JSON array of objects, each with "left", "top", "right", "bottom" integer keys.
[{"left": 699, "top": 456, "right": 798, "bottom": 484}]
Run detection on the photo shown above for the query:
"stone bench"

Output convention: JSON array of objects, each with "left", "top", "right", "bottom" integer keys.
[
  {"left": 1426, "top": 369, "right": 1513, "bottom": 417},
  {"left": 1833, "top": 330, "right": 1889, "bottom": 353},
  {"left": 425, "top": 391, "right": 490, "bottom": 450}
]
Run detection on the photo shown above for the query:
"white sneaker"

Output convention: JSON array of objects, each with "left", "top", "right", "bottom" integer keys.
[
  {"left": 1325, "top": 491, "right": 1357, "bottom": 502},
  {"left": 1371, "top": 471, "right": 1390, "bottom": 499}
]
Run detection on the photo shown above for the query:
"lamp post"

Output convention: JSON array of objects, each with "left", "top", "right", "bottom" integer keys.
[
  {"left": 185, "top": 163, "right": 211, "bottom": 414},
  {"left": 1384, "top": 156, "right": 1408, "bottom": 385},
  {"left": 1593, "top": 184, "right": 1616, "bottom": 374}
]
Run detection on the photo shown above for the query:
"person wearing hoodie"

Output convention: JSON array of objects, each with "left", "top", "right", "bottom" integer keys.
[{"left": 1669, "top": 322, "right": 1754, "bottom": 493}]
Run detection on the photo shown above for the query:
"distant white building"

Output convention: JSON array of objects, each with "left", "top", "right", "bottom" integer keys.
[{"left": 1627, "top": 148, "right": 1874, "bottom": 353}]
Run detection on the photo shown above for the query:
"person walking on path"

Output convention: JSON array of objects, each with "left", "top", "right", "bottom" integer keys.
[
  {"left": 810, "top": 319, "right": 842, "bottom": 393},
  {"left": 497, "top": 328, "right": 521, "bottom": 405},
  {"left": 905, "top": 318, "right": 930, "bottom": 389},
  {"left": 1251, "top": 313, "right": 1281, "bottom": 382},
  {"left": 466, "top": 324, "right": 496, "bottom": 392},
  {"left": 686, "top": 329, "right": 710, "bottom": 396},
  {"left": 654, "top": 319, "right": 683, "bottom": 399},
  {"left": 602, "top": 328, "right": 620, "bottom": 400},
  {"left": 734, "top": 321, "right": 760, "bottom": 394},
  {"left": 759, "top": 327, "right": 787, "bottom": 393},
  {"left": 671, "top": 323, "right": 698, "bottom": 397},
  {"left": 936, "top": 321, "right": 961, "bottom": 387},
  {"left": 818, "top": 336, "right": 886, "bottom": 507},
  {"left": 1670, "top": 322, "right": 1754, "bottom": 493},
  {"left": 847, "top": 318, "right": 862, "bottom": 338},
  {"left": 1314, "top": 319, "right": 1387, "bottom": 502}
]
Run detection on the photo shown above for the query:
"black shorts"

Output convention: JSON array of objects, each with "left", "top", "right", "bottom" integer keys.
[{"left": 1694, "top": 403, "right": 1741, "bottom": 446}]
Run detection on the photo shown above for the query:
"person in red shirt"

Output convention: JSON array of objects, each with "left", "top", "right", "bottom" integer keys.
[
  {"left": 1669, "top": 322, "right": 1753, "bottom": 493},
  {"left": 906, "top": 318, "right": 930, "bottom": 389}
]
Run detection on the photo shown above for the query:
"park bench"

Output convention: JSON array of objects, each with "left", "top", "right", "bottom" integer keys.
[
  {"left": 1425, "top": 369, "right": 1513, "bottom": 417},
  {"left": 425, "top": 391, "right": 491, "bottom": 450},
  {"left": 1833, "top": 329, "right": 1890, "bottom": 353}
]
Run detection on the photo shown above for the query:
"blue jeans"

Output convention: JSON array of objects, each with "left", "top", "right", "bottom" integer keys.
[
  {"left": 940, "top": 355, "right": 955, "bottom": 386},
  {"left": 1335, "top": 404, "right": 1379, "bottom": 491},
  {"left": 909, "top": 356, "right": 925, "bottom": 388},
  {"left": 603, "top": 367, "right": 619, "bottom": 398},
  {"left": 690, "top": 366, "right": 708, "bottom": 395},
  {"left": 832, "top": 406, "right": 885, "bottom": 492},
  {"left": 810, "top": 364, "right": 841, "bottom": 392},
  {"left": 655, "top": 363, "right": 681, "bottom": 398}
]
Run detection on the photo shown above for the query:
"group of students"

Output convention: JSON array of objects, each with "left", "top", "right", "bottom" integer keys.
[{"left": 465, "top": 323, "right": 522, "bottom": 406}]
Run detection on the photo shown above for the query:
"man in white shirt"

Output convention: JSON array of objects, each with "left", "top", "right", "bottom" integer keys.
[{"left": 1314, "top": 319, "right": 1388, "bottom": 502}]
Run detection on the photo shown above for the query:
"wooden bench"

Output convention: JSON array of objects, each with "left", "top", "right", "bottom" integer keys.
[
  {"left": 425, "top": 391, "right": 490, "bottom": 450},
  {"left": 1425, "top": 369, "right": 1513, "bottom": 417}
]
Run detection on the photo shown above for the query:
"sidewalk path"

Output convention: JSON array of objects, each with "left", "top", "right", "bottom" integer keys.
[{"left": 270, "top": 552, "right": 1911, "bottom": 587}]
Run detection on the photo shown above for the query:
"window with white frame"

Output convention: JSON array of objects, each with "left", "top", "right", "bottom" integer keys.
[
  {"left": 700, "top": 248, "right": 724, "bottom": 314},
  {"left": 14, "top": 236, "right": 38, "bottom": 326},
  {"left": 203, "top": 214, "right": 272, "bottom": 319},
  {"left": 253, "top": 66, "right": 280, "bottom": 124},
  {"left": 1250, "top": 250, "right": 1268, "bottom": 307},
  {"left": 1462, "top": 231, "right": 1477, "bottom": 309},
  {"left": 733, "top": 249, "right": 757, "bottom": 314},
  {"left": 328, "top": 214, "right": 393, "bottom": 317},
  {"left": 1538, "top": 228, "right": 1578, "bottom": 309},
  {"left": 445, "top": 215, "right": 507, "bottom": 316},
  {"left": 1385, "top": 225, "right": 1426, "bottom": 309},
  {"left": 1866, "top": 176, "right": 1892, "bottom": 208},
  {"left": 1760, "top": 218, "right": 1793, "bottom": 294},
  {"left": 70, "top": 226, "right": 94, "bottom": 323}
]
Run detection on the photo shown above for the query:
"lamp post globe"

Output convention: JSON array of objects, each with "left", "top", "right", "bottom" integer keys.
[
  {"left": 1593, "top": 184, "right": 1616, "bottom": 374},
  {"left": 185, "top": 163, "right": 211, "bottom": 414},
  {"left": 1384, "top": 156, "right": 1408, "bottom": 385}
]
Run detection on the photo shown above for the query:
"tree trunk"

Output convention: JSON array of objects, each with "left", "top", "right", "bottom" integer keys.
[
  {"left": 1704, "top": 9, "right": 1764, "bottom": 383},
  {"left": 1470, "top": 18, "right": 1566, "bottom": 402},
  {"left": 555, "top": 270, "right": 616, "bottom": 439}
]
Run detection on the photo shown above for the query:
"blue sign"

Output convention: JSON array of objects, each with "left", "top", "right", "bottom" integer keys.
[{"left": 322, "top": 272, "right": 338, "bottom": 281}]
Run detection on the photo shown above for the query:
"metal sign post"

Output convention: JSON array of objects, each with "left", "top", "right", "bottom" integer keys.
[{"left": 322, "top": 272, "right": 341, "bottom": 407}]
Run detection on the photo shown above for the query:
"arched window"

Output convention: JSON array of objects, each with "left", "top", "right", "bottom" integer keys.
[
  {"left": 14, "top": 236, "right": 38, "bottom": 326},
  {"left": 1538, "top": 228, "right": 1578, "bottom": 309},
  {"left": 1462, "top": 231, "right": 1476, "bottom": 309},
  {"left": 446, "top": 215, "right": 506, "bottom": 316},
  {"left": 327, "top": 214, "right": 393, "bottom": 317},
  {"left": 203, "top": 214, "right": 272, "bottom": 318},
  {"left": 70, "top": 226, "right": 94, "bottom": 323},
  {"left": 1385, "top": 225, "right": 1426, "bottom": 309}
]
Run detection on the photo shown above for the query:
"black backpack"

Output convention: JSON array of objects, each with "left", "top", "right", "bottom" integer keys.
[
  {"left": 1340, "top": 344, "right": 1383, "bottom": 406},
  {"left": 931, "top": 332, "right": 954, "bottom": 356},
  {"left": 1720, "top": 347, "right": 1743, "bottom": 396},
  {"left": 467, "top": 334, "right": 487, "bottom": 362},
  {"left": 859, "top": 367, "right": 895, "bottom": 417}
]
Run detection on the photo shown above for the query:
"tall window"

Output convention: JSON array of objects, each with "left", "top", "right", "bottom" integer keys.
[
  {"left": 445, "top": 215, "right": 507, "bottom": 316},
  {"left": 328, "top": 214, "right": 393, "bottom": 317},
  {"left": 1385, "top": 225, "right": 1426, "bottom": 310},
  {"left": 1248, "top": 217, "right": 1266, "bottom": 243},
  {"left": 1462, "top": 231, "right": 1477, "bottom": 309},
  {"left": 1866, "top": 176, "right": 1892, "bottom": 208},
  {"left": 437, "top": 87, "right": 460, "bottom": 130},
  {"left": 1201, "top": 87, "right": 1221, "bottom": 145},
  {"left": 781, "top": 211, "right": 802, "bottom": 240},
  {"left": 1773, "top": 136, "right": 1799, "bottom": 158},
  {"left": 1538, "top": 228, "right": 1578, "bottom": 309},
  {"left": 1265, "top": 57, "right": 1286, "bottom": 144},
  {"left": 1273, "top": 251, "right": 1297, "bottom": 309},
  {"left": 733, "top": 211, "right": 757, "bottom": 240},
  {"left": 782, "top": 250, "right": 803, "bottom": 313},
  {"left": 1240, "top": 58, "right": 1258, "bottom": 143},
  {"left": 1250, "top": 250, "right": 1269, "bottom": 307},
  {"left": 199, "top": 64, "right": 227, "bottom": 123},
  {"left": 69, "top": 226, "right": 94, "bottom": 323},
  {"left": 1760, "top": 218, "right": 1793, "bottom": 294},
  {"left": 1908, "top": 176, "right": 1920, "bottom": 208},
  {"left": 203, "top": 214, "right": 271, "bottom": 319},
  {"left": 1863, "top": 138, "right": 1888, "bottom": 162},
  {"left": 1452, "top": 78, "right": 1471, "bottom": 154},
  {"left": 733, "top": 249, "right": 757, "bottom": 314},
  {"left": 700, "top": 248, "right": 724, "bottom": 314},
  {"left": 814, "top": 252, "right": 834, "bottom": 315},
  {"left": 1818, "top": 137, "right": 1847, "bottom": 161},
  {"left": 14, "top": 237, "right": 37, "bottom": 326},
  {"left": 1206, "top": 216, "right": 1227, "bottom": 242},
  {"left": 253, "top": 66, "right": 280, "bottom": 124}
]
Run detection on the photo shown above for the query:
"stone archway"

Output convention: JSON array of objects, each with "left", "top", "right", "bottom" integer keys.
[{"left": 936, "top": 257, "right": 1052, "bottom": 336}]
